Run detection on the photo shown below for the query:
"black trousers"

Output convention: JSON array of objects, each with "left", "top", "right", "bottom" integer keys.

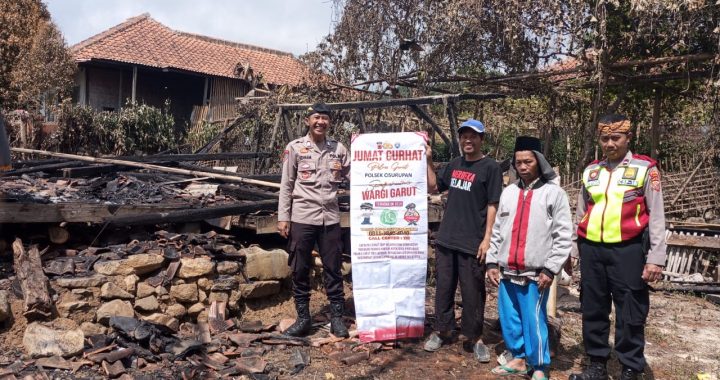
[
  {"left": 579, "top": 238, "right": 649, "bottom": 372},
  {"left": 287, "top": 222, "right": 344, "bottom": 304},
  {"left": 434, "top": 245, "right": 486, "bottom": 341}
]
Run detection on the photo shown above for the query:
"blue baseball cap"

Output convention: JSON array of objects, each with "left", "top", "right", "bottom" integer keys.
[{"left": 458, "top": 119, "right": 485, "bottom": 134}]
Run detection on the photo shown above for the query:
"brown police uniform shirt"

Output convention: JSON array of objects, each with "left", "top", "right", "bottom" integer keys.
[
  {"left": 573, "top": 151, "right": 667, "bottom": 266},
  {"left": 278, "top": 135, "right": 350, "bottom": 225}
]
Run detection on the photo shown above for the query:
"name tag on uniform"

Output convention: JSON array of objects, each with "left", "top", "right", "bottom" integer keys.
[
  {"left": 618, "top": 179, "right": 638, "bottom": 186},
  {"left": 622, "top": 167, "right": 638, "bottom": 180},
  {"left": 586, "top": 180, "right": 600, "bottom": 187}
]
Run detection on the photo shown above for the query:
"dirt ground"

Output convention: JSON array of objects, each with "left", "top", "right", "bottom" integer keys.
[
  {"left": 1, "top": 258, "right": 719, "bottom": 379},
  {"left": 234, "top": 279, "right": 720, "bottom": 380}
]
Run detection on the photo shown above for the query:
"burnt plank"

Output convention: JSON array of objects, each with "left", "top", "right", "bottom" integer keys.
[
  {"left": 0, "top": 202, "right": 187, "bottom": 223},
  {"left": 107, "top": 199, "right": 278, "bottom": 225}
]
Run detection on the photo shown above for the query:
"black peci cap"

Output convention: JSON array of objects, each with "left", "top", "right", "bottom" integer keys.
[
  {"left": 514, "top": 136, "right": 542, "bottom": 152},
  {"left": 306, "top": 102, "right": 331, "bottom": 117}
]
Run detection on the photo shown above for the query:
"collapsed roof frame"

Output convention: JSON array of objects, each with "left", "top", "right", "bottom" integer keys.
[{"left": 264, "top": 93, "right": 505, "bottom": 169}]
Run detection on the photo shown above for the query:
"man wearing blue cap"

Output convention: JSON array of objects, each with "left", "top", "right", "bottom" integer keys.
[{"left": 425, "top": 119, "right": 503, "bottom": 362}]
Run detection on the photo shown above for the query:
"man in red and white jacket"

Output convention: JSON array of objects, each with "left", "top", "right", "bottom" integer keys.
[{"left": 486, "top": 136, "right": 573, "bottom": 380}]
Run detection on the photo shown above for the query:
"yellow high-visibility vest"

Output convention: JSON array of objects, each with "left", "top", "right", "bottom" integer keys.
[{"left": 577, "top": 155, "right": 655, "bottom": 243}]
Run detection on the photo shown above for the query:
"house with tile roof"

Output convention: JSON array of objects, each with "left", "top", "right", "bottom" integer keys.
[{"left": 71, "top": 13, "right": 308, "bottom": 127}]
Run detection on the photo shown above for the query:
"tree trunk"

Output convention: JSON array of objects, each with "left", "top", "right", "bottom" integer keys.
[
  {"left": 577, "top": 0, "right": 609, "bottom": 172},
  {"left": 650, "top": 88, "right": 663, "bottom": 159}
]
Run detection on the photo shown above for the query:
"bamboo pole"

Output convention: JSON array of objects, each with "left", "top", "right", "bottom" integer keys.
[
  {"left": 10, "top": 147, "right": 281, "bottom": 189},
  {"left": 547, "top": 276, "right": 558, "bottom": 318},
  {"left": 671, "top": 157, "right": 705, "bottom": 206}
]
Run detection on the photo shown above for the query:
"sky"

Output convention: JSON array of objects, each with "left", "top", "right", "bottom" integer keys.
[{"left": 44, "top": 0, "right": 337, "bottom": 57}]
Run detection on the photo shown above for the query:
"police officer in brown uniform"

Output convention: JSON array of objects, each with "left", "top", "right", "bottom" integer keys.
[{"left": 277, "top": 103, "right": 350, "bottom": 338}]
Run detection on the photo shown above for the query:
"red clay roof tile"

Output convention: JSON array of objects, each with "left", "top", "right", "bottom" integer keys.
[{"left": 71, "top": 13, "right": 308, "bottom": 86}]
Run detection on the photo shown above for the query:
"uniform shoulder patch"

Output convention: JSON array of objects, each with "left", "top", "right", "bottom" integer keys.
[
  {"left": 282, "top": 149, "right": 289, "bottom": 162},
  {"left": 632, "top": 154, "right": 657, "bottom": 167},
  {"left": 649, "top": 169, "right": 661, "bottom": 192}
]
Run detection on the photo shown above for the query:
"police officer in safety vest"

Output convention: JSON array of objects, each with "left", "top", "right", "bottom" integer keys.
[{"left": 569, "top": 114, "right": 666, "bottom": 380}]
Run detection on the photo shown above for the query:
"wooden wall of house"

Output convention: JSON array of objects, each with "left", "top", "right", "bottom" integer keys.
[
  {"left": 208, "top": 78, "right": 250, "bottom": 121},
  {"left": 82, "top": 64, "right": 205, "bottom": 131},
  {"left": 190, "top": 78, "right": 250, "bottom": 127},
  {"left": 85, "top": 66, "right": 127, "bottom": 112},
  {"left": 135, "top": 69, "right": 205, "bottom": 128}
]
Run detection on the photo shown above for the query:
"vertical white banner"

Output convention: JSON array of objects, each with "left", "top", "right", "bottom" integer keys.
[{"left": 350, "top": 132, "right": 428, "bottom": 342}]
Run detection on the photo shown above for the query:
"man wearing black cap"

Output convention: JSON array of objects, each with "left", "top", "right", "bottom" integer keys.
[
  {"left": 278, "top": 103, "right": 350, "bottom": 338},
  {"left": 424, "top": 119, "right": 503, "bottom": 363},
  {"left": 486, "top": 136, "right": 572, "bottom": 380}
]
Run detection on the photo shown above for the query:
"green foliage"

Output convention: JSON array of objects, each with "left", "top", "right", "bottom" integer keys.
[
  {"left": 431, "top": 141, "right": 451, "bottom": 162},
  {"left": 46, "top": 100, "right": 178, "bottom": 155},
  {"left": 119, "top": 100, "right": 177, "bottom": 154},
  {"left": 185, "top": 121, "right": 225, "bottom": 153}
]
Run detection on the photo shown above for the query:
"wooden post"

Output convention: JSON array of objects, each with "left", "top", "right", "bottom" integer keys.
[
  {"left": 408, "top": 105, "right": 452, "bottom": 149},
  {"left": 547, "top": 276, "right": 558, "bottom": 318},
  {"left": 281, "top": 110, "right": 293, "bottom": 142},
  {"left": 357, "top": 108, "right": 367, "bottom": 133},
  {"left": 262, "top": 108, "right": 284, "bottom": 172},
  {"left": 445, "top": 100, "right": 461, "bottom": 158},
  {"left": 131, "top": 66, "right": 137, "bottom": 104},
  {"left": 203, "top": 77, "right": 210, "bottom": 105},
  {"left": 296, "top": 112, "right": 305, "bottom": 138},
  {"left": 118, "top": 69, "right": 123, "bottom": 109},
  {"left": 78, "top": 67, "right": 87, "bottom": 105},
  {"left": 650, "top": 88, "right": 662, "bottom": 159},
  {"left": 544, "top": 96, "right": 556, "bottom": 158},
  {"left": 251, "top": 119, "right": 263, "bottom": 174}
]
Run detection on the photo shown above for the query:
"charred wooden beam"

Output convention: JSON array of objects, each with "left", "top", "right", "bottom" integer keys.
[
  {"left": 12, "top": 239, "right": 53, "bottom": 320},
  {"left": 11, "top": 148, "right": 280, "bottom": 189},
  {"left": 409, "top": 105, "right": 452, "bottom": 149},
  {"left": 195, "top": 117, "right": 241, "bottom": 154},
  {"left": 445, "top": 100, "right": 461, "bottom": 158},
  {"left": 357, "top": 108, "right": 367, "bottom": 133},
  {"left": 107, "top": 200, "right": 278, "bottom": 225},
  {"left": 659, "top": 285, "right": 720, "bottom": 294},
  {"left": 2, "top": 161, "right": 85, "bottom": 176},
  {"left": 116, "top": 152, "right": 270, "bottom": 162},
  {"left": 218, "top": 184, "right": 278, "bottom": 201},
  {"left": 277, "top": 93, "right": 505, "bottom": 111},
  {"left": 62, "top": 164, "right": 125, "bottom": 178},
  {"left": 178, "top": 163, "right": 279, "bottom": 185},
  {"left": 0, "top": 202, "right": 188, "bottom": 223},
  {"left": 13, "top": 159, "right": 68, "bottom": 167}
]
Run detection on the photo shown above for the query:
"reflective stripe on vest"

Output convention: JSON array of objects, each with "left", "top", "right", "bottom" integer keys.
[{"left": 578, "top": 158, "right": 652, "bottom": 243}]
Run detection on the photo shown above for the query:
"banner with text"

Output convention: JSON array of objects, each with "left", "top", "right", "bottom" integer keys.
[{"left": 350, "top": 132, "right": 428, "bottom": 342}]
